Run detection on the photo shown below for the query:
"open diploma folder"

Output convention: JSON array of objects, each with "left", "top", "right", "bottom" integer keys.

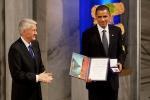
[{"left": 69, "top": 53, "right": 109, "bottom": 81}]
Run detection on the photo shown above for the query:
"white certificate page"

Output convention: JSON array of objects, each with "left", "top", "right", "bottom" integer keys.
[{"left": 88, "top": 58, "right": 108, "bottom": 81}]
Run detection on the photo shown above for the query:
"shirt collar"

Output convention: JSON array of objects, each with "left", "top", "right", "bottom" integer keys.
[
  {"left": 97, "top": 24, "right": 109, "bottom": 33},
  {"left": 21, "top": 37, "right": 31, "bottom": 48},
  {"left": 97, "top": 24, "right": 110, "bottom": 45}
]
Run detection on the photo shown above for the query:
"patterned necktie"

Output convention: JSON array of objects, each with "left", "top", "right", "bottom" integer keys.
[
  {"left": 28, "top": 45, "right": 34, "bottom": 58},
  {"left": 102, "top": 30, "right": 108, "bottom": 56}
]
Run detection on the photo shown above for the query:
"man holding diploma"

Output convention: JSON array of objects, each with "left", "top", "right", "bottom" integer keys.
[{"left": 81, "top": 5, "right": 126, "bottom": 100}]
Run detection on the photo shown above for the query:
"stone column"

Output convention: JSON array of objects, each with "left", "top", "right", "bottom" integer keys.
[
  {"left": 5, "top": 0, "right": 33, "bottom": 100},
  {"left": 33, "top": 0, "right": 80, "bottom": 100},
  {"left": 46, "top": 0, "right": 80, "bottom": 100},
  {"left": 128, "top": 0, "right": 140, "bottom": 100},
  {"left": 141, "top": 0, "right": 150, "bottom": 100},
  {"left": 0, "top": 0, "right": 5, "bottom": 100},
  {"left": 33, "top": 0, "right": 49, "bottom": 100}
]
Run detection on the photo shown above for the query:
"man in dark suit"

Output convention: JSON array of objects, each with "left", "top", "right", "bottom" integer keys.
[
  {"left": 81, "top": 5, "right": 126, "bottom": 100},
  {"left": 8, "top": 18, "right": 53, "bottom": 100}
]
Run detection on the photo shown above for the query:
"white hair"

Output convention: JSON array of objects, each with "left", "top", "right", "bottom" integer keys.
[{"left": 18, "top": 18, "right": 37, "bottom": 34}]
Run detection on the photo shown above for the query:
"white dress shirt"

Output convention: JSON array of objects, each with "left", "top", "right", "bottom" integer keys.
[
  {"left": 21, "top": 37, "right": 31, "bottom": 50},
  {"left": 97, "top": 24, "right": 110, "bottom": 45}
]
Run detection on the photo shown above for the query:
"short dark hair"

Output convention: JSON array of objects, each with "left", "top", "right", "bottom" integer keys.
[{"left": 95, "top": 5, "right": 110, "bottom": 15}]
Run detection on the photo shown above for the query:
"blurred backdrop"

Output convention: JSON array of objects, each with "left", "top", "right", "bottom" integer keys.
[{"left": 0, "top": 0, "right": 141, "bottom": 100}]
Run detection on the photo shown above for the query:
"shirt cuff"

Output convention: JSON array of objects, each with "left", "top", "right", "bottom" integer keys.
[{"left": 36, "top": 75, "right": 39, "bottom": 82}]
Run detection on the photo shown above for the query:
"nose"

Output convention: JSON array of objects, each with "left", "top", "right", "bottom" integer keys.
[
  {"left": 101, "top": 17, "right": 105, "bottom": 21},
  {"left": 34, "top": 31, "right": 37, "bottom": 35}
]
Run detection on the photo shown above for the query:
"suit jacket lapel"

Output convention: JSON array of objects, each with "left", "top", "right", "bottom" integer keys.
[
  {"left": 18, "top": 38, "right": 33, "bottom": 59},
  {"left": 18, "top": 38, "right": 38, "bottom": 70},
  {"left": 18, "top": 38, "right": 39, "bottom": 73},
  {"left": 108, "top": 25, "right": 115, "bottom": 56},
  {"left": 31, "top": 42, "right": 39, "bottom": 72},
  {"left": 95, "top": 26, "right": 102, "bottom": 44},
  {"left": 94, "top": 25, "right": 106, "bottom": 55}
]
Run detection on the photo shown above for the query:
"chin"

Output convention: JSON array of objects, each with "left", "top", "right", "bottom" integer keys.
[
  {"left": 102, "top": 25, "right": 107, "bottom": 28},
  {"left": 32, "top": 38, "right": 36, "bottom": 41}
]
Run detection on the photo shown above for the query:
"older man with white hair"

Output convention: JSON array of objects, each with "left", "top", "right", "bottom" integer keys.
[{"left": 8, "top": 18, "right": 53, "bottom": 100}]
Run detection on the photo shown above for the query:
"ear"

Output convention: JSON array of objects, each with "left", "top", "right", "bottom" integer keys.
[{"left": 109, "top": 15, "right": 114, "bottom": 24}]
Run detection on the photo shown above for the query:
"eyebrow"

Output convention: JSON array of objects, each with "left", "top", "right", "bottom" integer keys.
[{"left": 97, "top": 15, "right": 108, "bottom": 17}]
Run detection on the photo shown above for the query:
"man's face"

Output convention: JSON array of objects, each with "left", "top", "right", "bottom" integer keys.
[
  {"left": 95, "top": 9, "right": 111, "bottom": 28},
  {"left": 23, "top": 25, "right": 37, "bottom": 42}
]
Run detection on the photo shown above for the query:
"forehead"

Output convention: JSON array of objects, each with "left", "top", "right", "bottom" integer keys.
[
  {"left": 24, "top": 25, "right": 37, "bottom": 31},
  {"left": 29, "top": 24, "right": 37, "bottom": 29},
  {"left": 96, "top": 10, "right": 110, "bottom": 16},
  {"left": 32, "top": 24, "right": 37, "bottom": 28}
]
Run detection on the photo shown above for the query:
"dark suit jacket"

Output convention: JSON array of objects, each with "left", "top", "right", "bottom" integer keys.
[
  {"left": 8, "top": 38, "right": 45, "bottom": 100},
  {"left": 81, "top": 25, "right": 126, "bottom": 91}
]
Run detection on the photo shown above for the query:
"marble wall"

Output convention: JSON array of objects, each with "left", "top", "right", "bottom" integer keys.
[
  {"left": 4, "top": 0, "right": 80, "bottom": 100},
  {"left": 35, "top": 0, "right": 80, "bottom": 99},
  {"left": 38, "top": 0, "right": 80, "bottom": 100},
  {"left": 0, "top": 0, "right": 140, "bottom": 100},
  {"left": 141, "top": 0, "right": 150, "bottom": 100},
  {"left": 5, "top": 0, "right": 33, "bottom": 100},
  {"left": 127, "top": 0, "right": 140, "bottom": 100},
  {"left": 0, "top": 0, "right": 5, "bottom": 100}
]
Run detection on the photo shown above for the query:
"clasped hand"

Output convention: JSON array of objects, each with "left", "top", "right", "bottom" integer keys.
[{"left": 38, "top": 71, "right": 53, "bottom": 84}]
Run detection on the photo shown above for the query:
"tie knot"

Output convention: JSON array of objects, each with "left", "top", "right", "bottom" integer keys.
[
  {"left": 102, "top": 30, "right": 106, "bottom": 33},
  {"left": 28, "top": 45, "right": 32, "bottom": 49}
]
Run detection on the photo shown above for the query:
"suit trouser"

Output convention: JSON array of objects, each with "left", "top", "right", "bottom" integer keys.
[{"left": 88, "top": 86, "right": 118, "bottom": 100}]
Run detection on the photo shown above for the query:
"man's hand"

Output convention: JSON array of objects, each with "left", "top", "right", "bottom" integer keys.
[
  {"left": 117, "top": 63, "right": 122, "bottom": 72},
  {"left": 38, "top": 72, "right": 53, "bottom": 84},
  {"left": 85, "top": 77, "right": 92, "bottom": 83}
]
